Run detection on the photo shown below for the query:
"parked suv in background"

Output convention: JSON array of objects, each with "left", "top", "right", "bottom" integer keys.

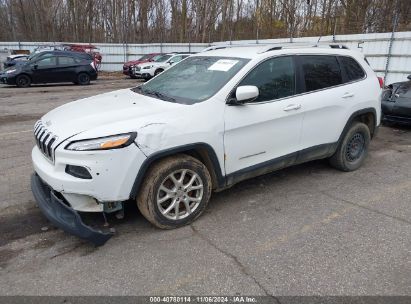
[
  {"left": 133, "top": 53, "right": 190, "bottom": 80},
  {"left": 1, "top": 51, "right": 97, "bottom": 87},
  {"left": 31, "top": 44, "right": 381, "bottom": 245},
  {"left": 122, "top": 53, "right": 162, "bottom": 78}
]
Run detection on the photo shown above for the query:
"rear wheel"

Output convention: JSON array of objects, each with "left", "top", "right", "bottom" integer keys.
[
  {"left": 16, "top": 75, "right": 31, "bottom": 88},
  {"left": 77, "top": 73, "right": 90, "bottom": 85},
  {"left": 137, "top": 154, "right": 212, "bottom": 229},
  {"left": 329, "top": 122, "right": 371, "bottom": 172}
]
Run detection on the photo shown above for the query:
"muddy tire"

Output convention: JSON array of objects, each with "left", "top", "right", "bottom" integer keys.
[
  {"left": 16, "top": 75, "right": 31, "bottom": 88},
  {"left": 329, "top": 122, "right": 371, "bottom": 172},
  {"left": 137, "top": 154, "right": 212, "bottom": 229}
]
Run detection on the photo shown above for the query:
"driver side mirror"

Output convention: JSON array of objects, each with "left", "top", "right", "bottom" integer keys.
[
  {"left": 169, "top": 60, "right": 175, "bottom": 65},
  {"left": 407, "top": 75, "right": 411, "bottom": 80},
  {"left": 228, "top": 86, "right": 259, "bottom": 105},
  {"left": 32, "top": 64, "right": 38, "bottom": 70}
]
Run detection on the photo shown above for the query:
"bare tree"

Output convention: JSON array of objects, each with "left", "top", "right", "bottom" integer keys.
[{"left": 0, "top": 0, "right": 409, "bottom": 43}]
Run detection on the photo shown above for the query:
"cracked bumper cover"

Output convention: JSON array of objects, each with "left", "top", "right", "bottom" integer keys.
[{"left": 31, "top": 173, "right": 112, "bottom": 246}]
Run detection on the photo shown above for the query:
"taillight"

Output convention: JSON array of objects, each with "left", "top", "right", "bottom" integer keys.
[{"left": 377, "top": 77, "right": 384, "bottom": 89}]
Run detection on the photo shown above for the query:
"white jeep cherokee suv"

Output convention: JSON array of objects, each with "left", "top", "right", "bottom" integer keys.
[
  {"left": 133, "top": 53, "right": 190, "bottom": 80},
  {"left": 31, "top": 44, "right": 381, "bottom": 245}
]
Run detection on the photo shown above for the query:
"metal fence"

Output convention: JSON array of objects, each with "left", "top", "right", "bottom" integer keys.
[
  {"left": 0, "top": 41, "right": 210, "bottom": 72},
  {"left": 1, "top": 31, "right": 410, "bottom": 84}
]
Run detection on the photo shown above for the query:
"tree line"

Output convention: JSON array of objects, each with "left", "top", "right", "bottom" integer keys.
[{"left": 0, "top": 0, "right": 410, "bottom": 44}]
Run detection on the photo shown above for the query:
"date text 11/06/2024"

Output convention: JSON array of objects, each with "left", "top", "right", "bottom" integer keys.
[{"left": 149, "top": 296, "right": 258, "bottom": 303}]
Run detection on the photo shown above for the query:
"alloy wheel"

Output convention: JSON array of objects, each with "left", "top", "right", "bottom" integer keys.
[{"left": 156, "top": 169, "right": 204, "bottom": 220}]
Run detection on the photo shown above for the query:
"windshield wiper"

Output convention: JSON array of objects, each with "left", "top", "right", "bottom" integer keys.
[{"left": 134, "top": 87, "right": 177, "bottom": 103}]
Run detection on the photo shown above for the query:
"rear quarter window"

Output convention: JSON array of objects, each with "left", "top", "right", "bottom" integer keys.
[{"left": 339, "top": 56, "right": 366, "bottom": 82}]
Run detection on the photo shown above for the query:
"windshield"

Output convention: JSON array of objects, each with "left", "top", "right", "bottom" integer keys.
[
  {"left": 134, "top": 56, "right": 250, "bottom": 104},
  {"left": 28, "top": 52, "right": 43, "bottom": 61},
  {"left": 154, "top": 55, "right": 172, "bottom": 62},
  {"left": 151, "top": 54, "right": 163, "bottom": 61},
  {"left": 138, "top": 54, "right": 151, "bottom": 61}
]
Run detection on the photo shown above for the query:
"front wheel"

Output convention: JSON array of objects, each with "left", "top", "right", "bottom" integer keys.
[
  {"left": 329, "top": 122, "right": 371, "bottom": 172},
  {"left": 137, "top": 154, "right": 212, "bottom": 229},
  {"left": 16, "top": 75, "right": 31, "bottom": 88}
]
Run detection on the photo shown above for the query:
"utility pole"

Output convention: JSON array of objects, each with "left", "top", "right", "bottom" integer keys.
[
  {"left": 256, "top": 0, "right": 259, "bottom": 44},
  {"left": 332, "top": 0, "right": 338, "bottom": 43},
  {"left": 384, "top": 0, "right": 400, "bottom": 83}
]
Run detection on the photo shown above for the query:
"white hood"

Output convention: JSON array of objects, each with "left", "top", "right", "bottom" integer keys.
[{"left": 40, "top": 88, "right": 182, "bottom": 143}]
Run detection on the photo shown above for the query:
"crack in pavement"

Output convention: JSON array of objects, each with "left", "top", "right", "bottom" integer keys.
[
  {"left": 320, "top": 191, "right": 411, "bottom": 226},
  {"left": 50, "top": 243, "right": 84, "bottom": 259},
  {"left": 190, "top": 225, "right": 280, "bottom": 302}
]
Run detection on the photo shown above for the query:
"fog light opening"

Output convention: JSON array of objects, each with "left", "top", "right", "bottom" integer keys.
[{"left": 65, "top": 165, "right": 92, "bottom": 179}]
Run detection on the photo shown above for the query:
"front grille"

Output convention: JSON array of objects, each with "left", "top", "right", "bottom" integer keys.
[{"left": 34, "top": 121, "right": 58, "bottom": 162}]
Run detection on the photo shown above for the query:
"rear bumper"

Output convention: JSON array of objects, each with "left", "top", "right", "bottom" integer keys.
[
  {"left": 123, "top": 66, "right": 131, "bottom": 76},
  {"left": 382, "top": 114, "right": 411, "bottom": 125},
  {"left": 31, "top": 173, "right": 112, "bottom": 246}
]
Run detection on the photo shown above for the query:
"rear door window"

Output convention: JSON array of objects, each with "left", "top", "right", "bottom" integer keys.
[
  {"left": 58, "top": 56, "right": 77, "bottom": 66},
  {"left": 300, "top": 55, "right": 342, "bottom": 92},
  {"left": 339, "top": 56, "right": 365, "bottom": 82}
]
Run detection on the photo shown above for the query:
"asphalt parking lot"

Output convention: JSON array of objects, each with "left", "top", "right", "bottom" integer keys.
[{"left": 0, "top": 76, "right": 410, "bottom": 296}]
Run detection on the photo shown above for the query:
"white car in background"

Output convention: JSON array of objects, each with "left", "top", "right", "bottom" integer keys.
[{"left": 133, "top": 53, "right": 191, "bottom": 80}]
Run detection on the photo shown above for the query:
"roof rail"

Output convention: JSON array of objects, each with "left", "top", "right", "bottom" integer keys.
[
  {"left": 201, "top": 44, "right": 266, "bottom": 52},
  {"left": 261, "top": 43, "right": 349, "bottom": 53},
  {"left": 202, "top": 42, "right": 349, "bottom": 53}
]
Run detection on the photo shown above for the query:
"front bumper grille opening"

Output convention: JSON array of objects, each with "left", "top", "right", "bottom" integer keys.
[{"left": 34, "top": 121, "right": 58, "bottom": 162}]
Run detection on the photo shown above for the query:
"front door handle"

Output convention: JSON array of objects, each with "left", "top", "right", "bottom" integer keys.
[
  {"left": 342, "top": 92, "right": 354, "bottom": 98},
  {"left": 283, "top": 104, "right": 301, "bottom": 111}
]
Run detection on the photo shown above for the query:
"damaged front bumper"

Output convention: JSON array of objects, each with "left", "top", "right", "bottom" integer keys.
[{"left": 31, "top": 173, "right": 112, "bottom": 246}]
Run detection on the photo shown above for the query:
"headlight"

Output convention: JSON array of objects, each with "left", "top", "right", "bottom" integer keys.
[
  {"left": 142, "top": 65, "right": 153, "bottom": 69},
  {"left": 6, "top": 69, "right": 16, "bottom": 74},
  {"left": 65, "top": 133, "right": 137, "bottom": 151}
]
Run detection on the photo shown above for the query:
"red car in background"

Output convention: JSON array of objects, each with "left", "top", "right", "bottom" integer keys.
[
  {"left": 123, "top": 53, "right": 162, "bottom": 78},
  {"left": 63, "top": 44, "right": 102, "bottom": 70}
]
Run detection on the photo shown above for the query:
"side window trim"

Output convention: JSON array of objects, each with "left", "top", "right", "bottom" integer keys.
[
  {"left": 227, "top": 54, "right": 298, "bottom": 105},
  {"left": 294, "top": 55, "right": 306, "bottom": 94}
]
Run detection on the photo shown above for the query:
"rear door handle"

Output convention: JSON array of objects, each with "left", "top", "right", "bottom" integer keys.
[
  {"left": 283, "top": 104, "right": 301, "bottom": 111},
  {"left": 342, "top": 92, "right": 354, "bottom": 98}
]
